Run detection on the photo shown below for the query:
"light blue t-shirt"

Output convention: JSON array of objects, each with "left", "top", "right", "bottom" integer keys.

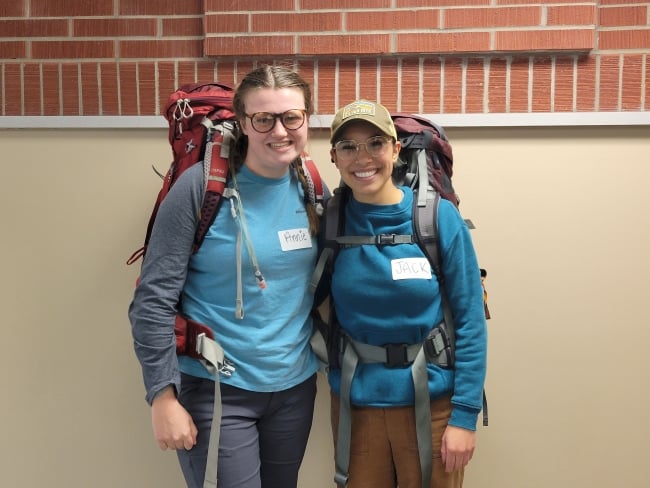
[
  {"left": 129, "top": 162, "right": 319, "bottom": 403},
  {"left": 180, "top": 165, "right": 319, "bottom": 391}
]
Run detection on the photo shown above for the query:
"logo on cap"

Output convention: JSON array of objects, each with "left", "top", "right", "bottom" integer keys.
[{"left": 341, "top": 100, "right": 376, "bottom": 120}]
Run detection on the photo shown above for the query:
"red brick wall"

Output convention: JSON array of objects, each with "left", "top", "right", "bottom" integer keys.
[{"left": 0, "top": 0, "right": 648, "bottom": 116}]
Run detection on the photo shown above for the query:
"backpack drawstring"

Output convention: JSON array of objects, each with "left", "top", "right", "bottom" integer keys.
[
  {"left": 224, "top": 176, "right": 266, "bottom": 320},
  {"left": 222, "top": 167, "right": 307, "bottom": 319}
]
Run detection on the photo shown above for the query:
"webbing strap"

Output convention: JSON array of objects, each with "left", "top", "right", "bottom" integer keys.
[
  {"left": 334, "top": 337, "right": 433, "bottom": 487},
  {"left": 334, "top": 344, "right": 358, "bottom": 487},
  {"left": 309, "top": 322, "right": 329, "bottom": 375},
  {"left": 416, "top": 149, "right": 429, "bottom": 207},
  {"left": 412, "top": 348, "right": 433, "bottom": 488},
  {"left": 440, "top": 290, "right": 455, "bottom": 354},
  {"left": 482, "top": 390, "right": 489, "bottom": 427},
  {"left": 195, "top": 334, "right": 229, "bottom": 488},
  {"left": 334, "top": 339, "right": 434, "bottom": 488},
  {"left": 224, "top": 188, "right": 244, "bottom": 319},
  {"left": 345, "top": 337, "right": 421, "bottom": 365},
  {"left": 234, "top": 224, "right": 244, "bottom": 319},
  {"left": 309, "top": 247, "right": 333, "bottom": 295},
  {"left": 335, "top": 234, "right": 414, "bottom": 246}
]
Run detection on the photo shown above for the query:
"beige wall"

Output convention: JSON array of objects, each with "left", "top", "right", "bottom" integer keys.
[{"left": 1, "top": 125, "right": 649, "bottom": 487}]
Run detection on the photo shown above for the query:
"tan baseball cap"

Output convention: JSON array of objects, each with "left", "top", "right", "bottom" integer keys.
[{"left": 330, "top": 99, "right": 397, "bottom": 143}]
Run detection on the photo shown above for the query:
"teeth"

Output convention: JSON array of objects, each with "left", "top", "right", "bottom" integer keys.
[
  {"left": 355, "top": 169, "right": 377, "bottom": 178},
  {"left": 270, "top": 142, "right": 290, "bottom": 148}
]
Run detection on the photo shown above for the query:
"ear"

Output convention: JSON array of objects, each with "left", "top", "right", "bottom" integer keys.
[
  {"left": 239, "top": 119, "right": 250, "bottom": 136},
  {"left": 330, "top": 148, "right": 339, "bottom": 167},
  {"left": 392, "top": 140, "right": 401, "bottom": 161}
]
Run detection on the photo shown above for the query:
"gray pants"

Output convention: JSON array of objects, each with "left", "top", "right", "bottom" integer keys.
[{"left": 177, "top": 373, "right": 317, "bottom": 488}]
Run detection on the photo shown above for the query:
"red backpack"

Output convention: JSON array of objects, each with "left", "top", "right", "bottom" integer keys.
[
  {"left": 127, "top": 82, "right": 236, "bottom": 265},
  {"left": 127, "top": 82, "right": 324, "bottom": 356}
]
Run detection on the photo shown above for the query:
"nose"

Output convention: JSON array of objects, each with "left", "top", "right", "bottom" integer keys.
[
  {"left": 269, "top": 116, "right": 288, "bottom": 135},
  {"left": 357, "top": 143, "right": 372, "bottom": 155},
  {"left": 354, "top": 144, "right": 373, "bottom": 161}
]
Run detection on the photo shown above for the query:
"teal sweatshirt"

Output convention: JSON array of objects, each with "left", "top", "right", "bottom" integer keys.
[{"left": 328, "top": 187, "right": 487, "bottom": 430}]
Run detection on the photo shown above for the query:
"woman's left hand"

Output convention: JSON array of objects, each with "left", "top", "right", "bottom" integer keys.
[{"left": 441, "top": 425, "right": 476, "bottom": 472}]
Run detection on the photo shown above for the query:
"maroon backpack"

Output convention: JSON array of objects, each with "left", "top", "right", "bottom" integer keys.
[
  {"left": 391, "top": 113, "right": 459, "bottom": 208},
  {"left": 127, "top": 82, "right": 237, "bottom": 266}
]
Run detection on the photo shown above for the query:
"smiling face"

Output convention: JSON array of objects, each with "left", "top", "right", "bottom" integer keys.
[
  {"left": 330, "top": 120, "right": 402, "bottom": 204},
  {"left": 239, "top": 87, "right": 308, "bottom": 178}
]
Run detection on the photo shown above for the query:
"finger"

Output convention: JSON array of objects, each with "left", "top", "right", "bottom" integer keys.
[
  {"left": 170, "top": 439, "right": 186, "bottom": 450},
  {"left": 183, "top": 435, "right": 195, "bottom": 450},
  {"left": 444, "top": 457, "right": 452, "bottom": 473},
  {"left": 446, "top": 455, "right": 461, "bottom": 473},
  {"left": 450, "top": 453, "right": 470, "bottom": 472}
]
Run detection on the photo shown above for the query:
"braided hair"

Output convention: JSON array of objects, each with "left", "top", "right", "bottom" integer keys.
[{"left": 230, "top": 65, "right": 319, "bottom": 236}]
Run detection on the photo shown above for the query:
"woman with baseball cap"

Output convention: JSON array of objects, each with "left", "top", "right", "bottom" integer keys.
[{"left": 323, "top": 100, "right": 487, "bottom": 488}]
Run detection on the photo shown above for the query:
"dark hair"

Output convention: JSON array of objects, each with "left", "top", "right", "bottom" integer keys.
[{"left": 230, "top": 65, "right": 319, "bottom": 236}]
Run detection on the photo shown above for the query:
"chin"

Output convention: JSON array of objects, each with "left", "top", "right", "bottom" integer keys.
[{"left": 274, "top": 150, "right": 301, "bottom": 164}]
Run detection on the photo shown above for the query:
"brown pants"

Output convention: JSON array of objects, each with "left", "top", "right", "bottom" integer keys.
[{"left": 331, "top": 393, "right": 464, "bottom": 488}]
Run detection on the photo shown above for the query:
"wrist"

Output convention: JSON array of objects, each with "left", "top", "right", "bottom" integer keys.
[{"left": 151, "top": 385, "right": 176, "bottom": 405}]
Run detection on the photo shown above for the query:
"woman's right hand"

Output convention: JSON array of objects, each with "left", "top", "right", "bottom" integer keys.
[{"left": 151, "top": 386, "right": 198, "bottom": 451}]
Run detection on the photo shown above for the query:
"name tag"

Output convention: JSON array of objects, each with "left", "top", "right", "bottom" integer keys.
[
  {"left": 391, "top": 258, "right": 432, "bottom": 280},
  {"left": 278, "top": 228, "right": 312, "bottom": 251}
]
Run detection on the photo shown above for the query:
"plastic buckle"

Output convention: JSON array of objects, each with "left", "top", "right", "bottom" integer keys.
[
  {"left": 384, "top": 343, "right": 410, "bottom": 367},
  {"left": 218, "top": 358, "right": 236, "bottom": 377},
  {"left": 376, "top": 234, "right": 397, "bottom": 245},
  {"left": 423, "top": 328, "right": 452, "bottom": 369},
  {"left": 424, "top": 330, "right": 446, "bottom": 357}
]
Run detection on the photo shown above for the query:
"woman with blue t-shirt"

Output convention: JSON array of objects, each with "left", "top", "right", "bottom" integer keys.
[
  {"left": 325, "top": 100, "right": 487, "bottom": 488},
  {"left": 129, "top": 65, "right": 325, "bottom": 488}
]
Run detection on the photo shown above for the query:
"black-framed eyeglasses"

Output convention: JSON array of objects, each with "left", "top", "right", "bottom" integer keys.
[
  {"left": 333, "top": 135, "right": 393, "bottom": 161},
  {"left": 244, "top": 109, "right": 307, "bottom": 133}
]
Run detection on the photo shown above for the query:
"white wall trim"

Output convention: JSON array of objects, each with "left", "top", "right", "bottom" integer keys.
[{"left": 1, "top": 112, "right": 649, "bottom": 129}]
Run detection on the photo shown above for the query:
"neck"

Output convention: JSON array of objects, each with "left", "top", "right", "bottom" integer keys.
[
  {"left": 243, "top": 160, "right": 291, "bottom": 179},
  {"left": 353, "top": 185, "right": 403, "bottom": 205}
]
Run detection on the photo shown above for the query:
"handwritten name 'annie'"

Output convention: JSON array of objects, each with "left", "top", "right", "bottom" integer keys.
[{"left": 284, "top": 229, "right": 308, "bottom": 243}]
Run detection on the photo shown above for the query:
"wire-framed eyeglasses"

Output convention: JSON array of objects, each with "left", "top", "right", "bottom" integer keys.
[
  {"left": 244, "top": 109, "right": 307, "bottom": 133},
  {"left": 333, "top": 135, "right": 393, "bottom": 161}
]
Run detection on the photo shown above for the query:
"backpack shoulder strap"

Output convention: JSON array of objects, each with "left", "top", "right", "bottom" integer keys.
[
  {"left": 413, "top": 190, "right": 456, "bottom": 360},
  {"left": 301, "top": 152, "right": 325, "bottom": 214},
  {"left": 413, "top": 189, "right": 442, "bottom": 280},
  {"left": 193, "top": 120, "right": 235, "bottom": 253},
  {"left": 309, "top": 187, "right": 345, "bottom": 373},
  {"left": 309, "top": 186, "right": 346, "bottom": 296},
  {"left": 413, "top": 193, "right": 488, "bottom": 426}
]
